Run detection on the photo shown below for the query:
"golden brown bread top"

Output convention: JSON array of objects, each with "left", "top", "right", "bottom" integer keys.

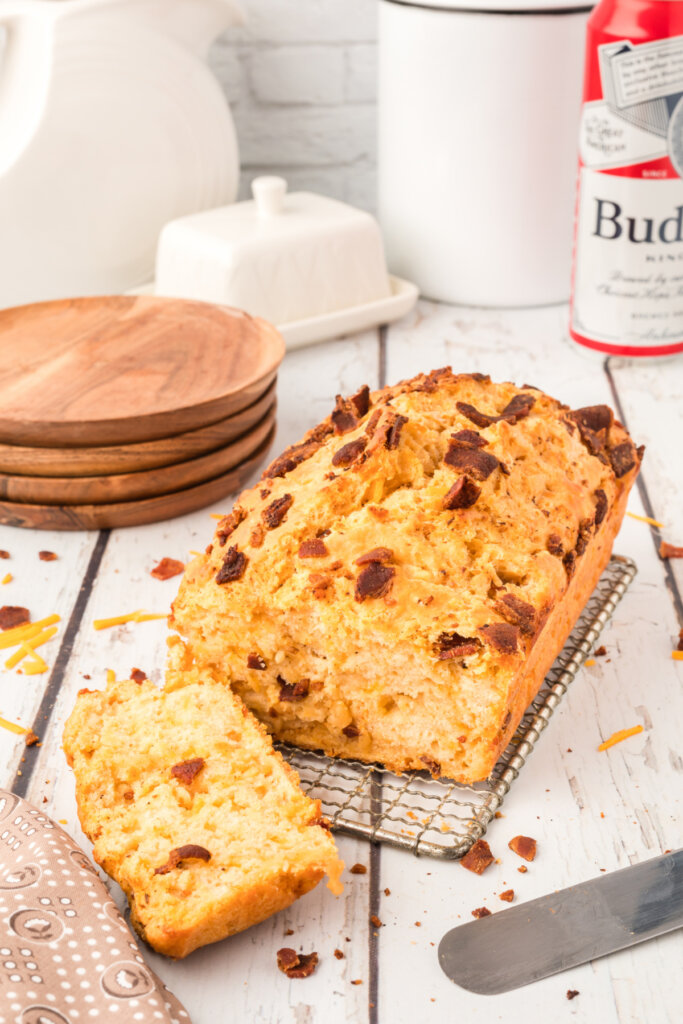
[{"left": 172, "top": 368, "right": 641, "bottom": 687}]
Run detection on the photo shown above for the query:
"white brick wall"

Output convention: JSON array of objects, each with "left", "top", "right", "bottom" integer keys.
[{"left": 209, "top": 0, "right": 378, "bottom": 211}]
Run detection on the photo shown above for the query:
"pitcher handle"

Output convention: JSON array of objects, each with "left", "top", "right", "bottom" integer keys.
[{"left": 0, "top": 2, "right": 55, "bottom": 177}]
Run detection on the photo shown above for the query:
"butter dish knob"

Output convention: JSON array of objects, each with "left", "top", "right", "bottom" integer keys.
[{"left": 252, "top": 175, "right": 287, "bottom": 218}]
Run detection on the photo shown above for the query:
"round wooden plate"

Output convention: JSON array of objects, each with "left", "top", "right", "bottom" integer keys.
[
  {"left": 0, "top": 429, "right": 275, "bottom": 531},
  {"left": 0, "top": 380, "right": 277, "bottom": 477},
  {"left": 0, "top": 408, "right": 276, "bottom": 506},
  {"left": 0, "top": 295, "right": 285, "bottom": 446}
]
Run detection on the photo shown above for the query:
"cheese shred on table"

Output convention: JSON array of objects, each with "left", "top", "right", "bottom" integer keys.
[
  {"left": 0, "top": 715, "right": 27, "bottom": 735},
  {"left": 625, "top": 511, "right": 664, "bottom": 527},
  {"left": 93, "top": 610, "right": 167, "bottom": 630},
  {"left": 598, "top": 724, "right": 644, "bottom": 751}
]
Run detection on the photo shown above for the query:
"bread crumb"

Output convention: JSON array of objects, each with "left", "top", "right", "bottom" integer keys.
[
  {"left": 509, "top": 835, "right": 537, "bottom": 862},
  {"left": 350, "top": 863, "right": 367, "bottom": 875}
]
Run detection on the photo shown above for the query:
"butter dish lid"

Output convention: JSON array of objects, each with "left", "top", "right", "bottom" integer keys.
[{"left": 155, "top": 177, "right": 395, "bottom": 330}]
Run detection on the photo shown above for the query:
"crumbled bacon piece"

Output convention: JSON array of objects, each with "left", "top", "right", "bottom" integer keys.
[
  {"left": 215, "top": 546, "right": 247, "bottom": 584},
  {"left": 0, "top": 551, "right": 8, "bottom": 559},
  {"left": 130, "top": 668, "right": 147, "bottom": 683},
  {"left": 385, "top": 414, "right": 408, "bottom": 450},
  {"left": 594, "top": 645, "right": 607, "bottom": 657},
  {"left": 566, "top": 990, "right": 580, "bottom": 1001},
  {"left": 215, "top": 507, "right": 246, "bottom": 546},
  {"left": 517, "top": 865, "right": 528, "bottom": 874},
  {"left": 342, "top": 723, "right": 360, "bottom": 738},
  {"left": 154, "top": 844, "right": 211, "bottom": 875},
  {"left": 451, "top": 429, "right": 487, "bottom": 448},
  {"left": 660, "top": 541, "right": 683, "bottom": 559},
  {"left": 350, "top": 863, "right": 367, "bottom": 875},
  {"left": 563, "top": 550, "right": 577, "bottom": 578},
  {"left": 262, "top": 493, "right": 293, "bottom": 530},
  {"left": 456, "top": 402, "right": 497, "bottom": 428},
  {"left": 436, "top": 631, "right": 482, "bottom": 660},
  {"left": 479, "top": 623, "right": 519, "bottom": 655},
  {"left": 509, "top": 835, "right": 537, "bottom": 861},
  {"left": 150, "top": 556, "right": 185, "bottom": 580},
  {"left": 443, "top": 476, "right": 481, "bottom": 510},
  {"left": 445, "top": 441, "right": 501, "bottom": 480},
  {"left": 247, "top": 653, "right": 267, "bottom": 670},
  {"left": 499, "top": 889, "right": 514, "bottom": 902},
  {"left": 575, "top": 517, "right": 594, "bottom": 557},
  {"left": 547, "top": 533, "right": 563, "bottom": 557},
  {"left": 276, "top": 949, "right": 319, "bottom": 979},
  {"left": 496, "top": 594, "right": 536, "bottom": 636},
  {"left": 38, "top": 550, "right": 58, "bottom": 562},
  {"left": 355, "top": 547, "right": 394, "bottom": 566},
  {"left": 278, "top": 677, "right": 310, "bottom": 702},
  {"left": 334, "top": 948, "right": 345, "bottom": 960},
  {"left": 471, "top": 907, "right": 492, "bottom": 919},
  {"left": 298, "top": 538, "right": 329, "bottom": 558},
  {"left": 460, "top": 839, "right": 494, "bottom": 875},
  {"left": 171, "top": 758, "right": 205, "bottom": 785},
  {"left": 570, "top": 405, "right": 613, "bottom": 440},
  {"left": 609, "top": 442, "right": 638, "bottom": 478},
  {"left": 331, "top": 394, "right": 359, "bottom": 435},
  {"left": 332, "top": 437, "right": 367, "bottom": 467},
  {"left": 354, "top": 562, "right": 395, "bottom": 601},
  {"left": 499, "top": 394, "right": 535, "bottom": 423},
  {"left": 420, "top": 756, "right": 441, "bottom": 778},
  {"left": 0, "top": 606, "right": 29, "bottom": 630},
  {"left": 594, "top": 488, "right": 609, "bottom": 526},
  {"left": 364, "top": 408, "right": 383, "bottom": 436},
  {"left": 350, "top": 384, "right": 371, "bottom": 418},
  {"left": 263, "top": 437, "right": 325, "bottom": 480}
]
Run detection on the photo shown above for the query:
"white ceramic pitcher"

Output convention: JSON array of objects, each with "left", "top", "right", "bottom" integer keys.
[{"left": 0, "top": 0, "right": 243, "bottom": 308}]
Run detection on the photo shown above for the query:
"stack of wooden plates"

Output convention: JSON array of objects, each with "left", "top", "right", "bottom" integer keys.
[{"left": 0, "top": 296, "right": 285, "bottom": 529}]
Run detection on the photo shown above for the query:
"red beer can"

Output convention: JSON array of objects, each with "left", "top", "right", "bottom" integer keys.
[{"left": 570, "top": 0, "right": 683, "bottom": 357}]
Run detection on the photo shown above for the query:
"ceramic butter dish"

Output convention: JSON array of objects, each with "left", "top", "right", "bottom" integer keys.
[{"left": 155, "top": 177, "right": 417, "bottom": 348}]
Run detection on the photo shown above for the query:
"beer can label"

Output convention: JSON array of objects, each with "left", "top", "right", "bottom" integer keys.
[{"left": 571, "top": 34, "right": 683, "bottom": 356}]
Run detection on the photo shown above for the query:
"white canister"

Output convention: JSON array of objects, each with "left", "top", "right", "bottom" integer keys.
[{"left": 378, "top": 0, "right": 592, "bottom": 307}]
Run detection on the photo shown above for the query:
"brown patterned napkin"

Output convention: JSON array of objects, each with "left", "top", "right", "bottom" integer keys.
[{"left": 0, "top": 790, "right": 192, "bottom": 1024}]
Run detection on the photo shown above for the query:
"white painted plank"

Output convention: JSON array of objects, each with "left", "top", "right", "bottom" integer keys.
[
  {"left": 373, "top": 301, "right": 682, "bottom": 1024},
  {"left": 25, "top": 330, "right": 381, "bottom": 1024},
  {"left": 0, "top": 525, "right": 97, "bottom": 782},
  {"left": 608, "top": 355, "right": 683, "bottom": 602}
]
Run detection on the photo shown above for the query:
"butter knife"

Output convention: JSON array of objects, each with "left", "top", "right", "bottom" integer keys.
[{"left": 438, "top": 848, "right": 683, "bottom": 994}]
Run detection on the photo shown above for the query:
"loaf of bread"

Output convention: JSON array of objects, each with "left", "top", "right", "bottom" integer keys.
[
  {"left": 171, "top": 368, "right": 642, "bottom": 784},
  {"left": 63, "top": 638, "right": 343, "bottom": 959}
]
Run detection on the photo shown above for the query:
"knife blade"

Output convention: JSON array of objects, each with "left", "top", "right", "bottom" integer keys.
[{"left": 438, "top": 848, "right": 683, "bottom": 995}]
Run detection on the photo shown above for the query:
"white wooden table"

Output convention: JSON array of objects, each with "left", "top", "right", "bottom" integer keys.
[{"left": 1, "top": 300, "right": 681, "bottom": 1024}]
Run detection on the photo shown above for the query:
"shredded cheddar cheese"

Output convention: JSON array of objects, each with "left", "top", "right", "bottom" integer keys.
[
  {"left": 598, "top": 725, "right": 644, "bottom": 751},
  {"left": 672, "top": 651, "right": 683, "bottom": 661},
  {"left": 23, "top": 652, "right": 48, "bottom": 675},
  {"left": 93, "top": 610, "right": 167, "bottom": 630},
  {"left": 106, "top": 669, "right": 116, "bottom": 684},
  {"left": 4, "top": 626, "right": 59, "bottom": 670},
  {"left": 210, "top": 513, "right": 223, "bottom": 519},
  {"left": 0, "top": 615, "right": 60, "bottom": 650},
  {"left": 1, "top": 573, "right": 11, "bottom": 584},
  {"left": 626, "top": 511, "right": 664, "bottom": 528},
  {"left": 0, "top": 715, "right": 27, "bottom": 735},
  {"left": 584, "top": 658, "right": 596, "bottom": 667}
]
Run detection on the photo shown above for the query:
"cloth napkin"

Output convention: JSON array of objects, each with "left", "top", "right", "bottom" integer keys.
[{"left": 0, "top": 789, "right": 192, "bottom": 1024}]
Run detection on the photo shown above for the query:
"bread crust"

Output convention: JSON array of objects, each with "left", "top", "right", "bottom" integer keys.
[{"left": 172, "top": 368, "right": 641, "bottom": 783}]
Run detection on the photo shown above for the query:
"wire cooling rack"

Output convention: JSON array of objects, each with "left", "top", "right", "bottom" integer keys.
[{"left": 278, "top": 555, "right": 637, "bottom": 860}]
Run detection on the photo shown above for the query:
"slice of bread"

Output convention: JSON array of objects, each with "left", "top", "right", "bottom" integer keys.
[{"left": 63, "top": 638, "right": 343, "bottom": 959}]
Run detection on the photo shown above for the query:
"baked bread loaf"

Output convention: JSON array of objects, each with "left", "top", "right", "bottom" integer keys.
[
  {"left": 63, "top": 638, "right": 343, "bottom": 959},
  {"left": 171, "top": 368, "right": 642, "bottom": 784}
]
